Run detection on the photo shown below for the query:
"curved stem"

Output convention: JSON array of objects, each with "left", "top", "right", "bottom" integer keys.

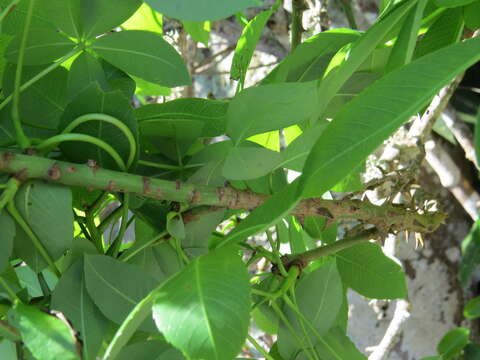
[
  {"left": 0, "top": 276, "right": 20, "bottom": 302},
  {"left": 0, "top": 178, "right": 20, "bottom": 213},
  {"left": 0, "top": 47, "right": 82, "bottom": 113},
  {"left": 36, "top": 133, "right": 127, "bottom": 171},
  {"left": 6, "top": 201, "right": 61, "bottom": 277},
  {"left": 106, "top": 193, "right": 130, "bottom": 257},
  {"left": 11, "top": 0, "right": 35, "bottom": 149},
  {"left": 63, "top": 113, "right": 137, "bottom": 169},
  {"left": 247, "top": 334, "right": 275, "bottom": 360}
]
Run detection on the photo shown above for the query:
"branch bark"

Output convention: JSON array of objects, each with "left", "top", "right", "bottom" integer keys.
[{"left": 0, "top": 152, "right": 445, "bottom": 234}]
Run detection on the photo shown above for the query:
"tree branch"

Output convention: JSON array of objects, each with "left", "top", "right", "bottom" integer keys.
[{"left": 0, "top": 152, "right": 445, "bottom": 233}]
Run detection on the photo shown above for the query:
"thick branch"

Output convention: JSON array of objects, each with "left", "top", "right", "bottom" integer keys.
[{"left": 0, "top": 152, "right": 445, "bottom": 233}]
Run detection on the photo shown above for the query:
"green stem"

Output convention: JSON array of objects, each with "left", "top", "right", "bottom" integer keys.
[
  {"left": 36, "top": 133, "right": 126, "bottom": 171},
  {"left": 284, "top": 228, "right": 379, "bottom": 267},
  {"left": 138, "top": 160, "right": 201, "bottom": 171},
  {"left": 11, "top": 0, "right": 35, "bottom": 149},
  {"left": 0, "top": 276, "right": 19, "bottom": 302},
  {"left": 97, "top": 206, "right": 122, "bottom": 234},
  {"left": 338, "top": 0, "right": 358, "bottom": 29},
  {"left": 0, "top": 47, "right": 82, "bottom": 113},
  {"left": 7, "top": 201, "right": 61, "bottom": 277},
  {"left": 291, "top": 0, "right": 306, "bottom": 52},
  {"left": 0, "top": 152, "right": 445, "bottom": 234},
  {"left": 266, "top": 229, "right": 288, "bottom": 277},
  {"left": 0, "top": 178, "right": 20, "bottom": 213},
  {"left": 0, "top": 0, "right": 21, "bottom": 24},
  {"left": 247, "top": 334, "right": 275, "bottom": 360},
  {"left": 62, "top": 113, "right": 137, "bottom": 169}
]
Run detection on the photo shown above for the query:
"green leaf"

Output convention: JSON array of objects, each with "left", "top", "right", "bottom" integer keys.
[
  {"left": 464, "top": 343, "right": 480, "bottom": 360},
  {"left": 144, "top": 0, "right": 259, "bottom": 22},
  {"left": 133, "top": 76, "right": 171, "bottom": 96},
  {"left": 51, "top": 258, "right": 109, "bottom": 360},
  {"left": 38, "top": 0, "right": 142, "bottom": 39},
  {"left": 0, "top": 213, "right": 14, "bottom": 273},
  {"left": 464, "top": 1, "right": 480, "bottom": 30},
  {"left": 0, "top": 0, "right": 54, "bottom": 37},
  {"left": 121, "top": 3, "right": 163, "bottom": 33},
  {"left": 0, "top": 340, "right": 17, "bottom": 358},
  {"left": 227, "top": 81, "right": 318, "bottom": 144},
  {"left": 116, "top": 340, "right": 184, "bottom": 360},
  {"left": 183, "top": 21, "right": 211, "bottom": 46},
  {"left": 437, "top": 327, "right": 470, "bottom": 359},
  {"left": 474, "top": 108, "right": 480, "bottom": 167},
  {"left": 336, "top": 242, "right": 407, "bottom": 299},
  {"left": 464, "top": 296, "right": 480, "bottom": 319},
  {"left": 316, "top": 0, "right": 417, "bottom": 117},
  {"left": 152, "top": 246, "right": 250, "bottom": 360},
  {"left": 91, "top": 30, "right": 191, "bottom": 87},
  {"left": 84, "top": 254, "right": 159, "bottom": 332},
  {"left": 415, "top": 8, "right": 464, "bottom": 58},
  {"left": 67, "top": 52, "right": 109, "bottom": 101},
  {"left": 385, "top": 0, "right": 428, "bottom": 72},
  {"left": 183, "top": 208, "right": 225, "bottom": 257},
  {"left": 223, "top": 145, "right": 282, "bottom": 180},
  {"left": 5, "top": 28, "right": 75, "bottom": 65},
  {"left": 299, "top": 37, "right": 480, "bottom": 198},
  {"left": 13, "top": 181, "right": 73, "bottom": 272},
  {"left": 264, "top": 29, "right": 360, "bottom": 84},
  {"left": 8, "top": 303, "right": 80, "bottom": 360},
  {"left": 277, "top": 260, "right": 343, "bottom": 360},
  {"left": 231, "top": 7, "right": 274, "bottom": 85},
  {"left": 434, "top": 0, "right": 476, "bottom": 7},
  {"left": 459, "top": 220, "right": 480, "bottom": 286},
  {"left": 3, "top": 64, "right": 68, "bottom": 130},
  {"left": 310, "top": 327, "right": 366, "bottom": 360},
  {"left": 135, "top": 98, "right": 228, "bottom": 139},
  {"left": 58, "top": 83, "right": 138, "bottom": 170}
]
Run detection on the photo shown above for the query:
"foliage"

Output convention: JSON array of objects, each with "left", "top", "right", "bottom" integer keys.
[{"left": 0, "top": 0, "right": 479, "bottom": 359}]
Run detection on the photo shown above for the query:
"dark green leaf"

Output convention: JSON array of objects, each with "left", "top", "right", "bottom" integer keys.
[
  {"left": 299, "top": 37, "right": 480, "bottom": 198},
  {"left": 464, "top": 1, "right": 480, "bottom": 30},
  {"left": 5, "top": 28, "right": 75, "bottom": 65},
  {"left": 278, "top": 260, "right": 343, "bottom": 360},
  {"left": 116, "top": 340, "right": 184, "bottom": 360},
  {"left": 13, "top": 181, "right": 73, "bottom": 272},
  {"left": 310, "top": 327, "right": 366, "bottom": 360},
  {"left": 92, "top": 30, "right": 191, "bottom": 87},
  {"left": 231, "top": 8, "right": 274, "bottom": 84},
  {"left": 101, "top": 59, "right": 136, "bottom": 99},
  {"left": 223, "top": 145, "right": 282, "bottom": 180},
  {"left": 474, "top": 108, "right": 480, "bottom": 167},
  {"left": 183, "top": 208, "right": 225, "bottom": 257},
  {"left": 459, "top": 220, "right": 480, "bottom": 286},
  {"left": 437, "top": 327, "right": 470, "bottom": 358},
  {"left": 67, "top": 52, "right": 109, "bottom": 101},
  {"left": 58, "top": 83, "right": 138, "bottom": 170},
  {"left": 3, "top": 64, "right": 68, "bottom": 130},
  {"left": 336, "top": 242, "right": 407, "bottom": 299},
  {"left": 1, "top": 0, "right": 54, "bottom": 37},
  {"left": 153, "top": 246, "right": 250, "bottom": 360},
  {"left": 415, "top": 8, "right": 464, "bottom": 58},
  {"left": 51, "top": 258, "right": 109, "bottom": 360},
  {"left": 227, "top": 81, "right": 318, "bottom": 143},
  {"left": 0, "top": 213, "right": 14, "bottom": 273},
  {"left": 144, "top": 0, "right": 259, "bottom": 22},
  {"left": 38, "top": 0, "right": 142, "bottom": 39},
  {"left": 8, "top": 303, "right": 80, "bottom": 360},
  {"left": 464, "top": 296, "right": 480, "bottom": 319},
  {"left": 135, "top": 98, "right": 228, "bottom": 139},
  {"left": 464, "top": 343, "right": 480, "bottom": 360},
  {"left": 84, "top": 254, "right": 159, "bottom": 332}
]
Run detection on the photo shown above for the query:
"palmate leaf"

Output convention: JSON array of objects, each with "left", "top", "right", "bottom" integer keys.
[
  {"left": 152, "top": 246, "right": 250, "bottom": 360},
  {"left": 37, "top": 0, "right": 142, "bottom": 39},
  {"left": 91, "top": 30, "right": 191, "bottom": 87},
  {"left": 144, "top": 0, "right": 259, "bottom": 22},
  {"left": 299, "top": 37, "right": 480, "bottom": 198}
]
